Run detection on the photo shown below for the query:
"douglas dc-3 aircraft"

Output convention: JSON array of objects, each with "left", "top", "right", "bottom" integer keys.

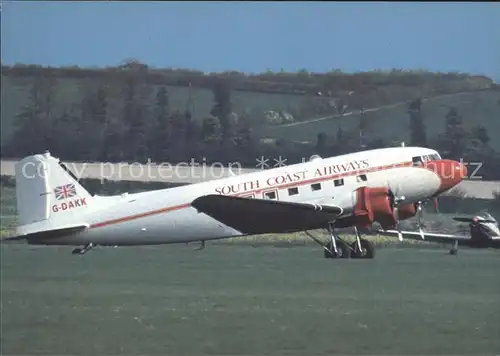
[
  {"left": 5, "top": 146, "right": 467, "bottom": 258},
  {"left": 378, "top": 211, "right": 500, "bottom": 255}
]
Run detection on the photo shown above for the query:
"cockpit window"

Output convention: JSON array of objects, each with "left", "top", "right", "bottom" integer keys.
[
  {"left": 412, "top": 156, "right": 423, "bottom": 166},
  {"left": 413, "top": 153, "right": 441, "bottom": 165}
]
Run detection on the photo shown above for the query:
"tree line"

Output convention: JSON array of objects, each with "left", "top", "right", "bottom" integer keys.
[{"left": 2, "top": 61, "right": 494, "bottom": 97}]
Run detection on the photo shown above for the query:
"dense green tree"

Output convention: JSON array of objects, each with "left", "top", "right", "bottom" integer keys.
[
  {"left": 408, "top": 97, "right": 427, "bottom": 147},
  {"left": 121, "top": 74, "right": 152, "bottom": 161},
  {"left": 336, "top": 125, "right": 344, "bottom": 142},
  {"left": 210, "top": 78, "right": 233, "bottom": 142},
  {"left": 8, "top": 75, "right": 58, "bottom": 155},
  {"left": 50, "top": 107, "right": 82, "bottom": 159},
  {"left": 153, "top": 86, "right": 171, "bottom": 160},
  {"left": 315, "top": 131, "right": 329, "bottom": 156},
  {"left": 201, "top": 116, "right": 220, "bottom": 143},
  {"left": 440, "top": 107, "right": 468, "bottom": 159},
  {"left": 78, "top": 82, "right": 113, "bottom": 160},
  {"left": 470, "top": 125, "right": 490, "bottom": 145}
]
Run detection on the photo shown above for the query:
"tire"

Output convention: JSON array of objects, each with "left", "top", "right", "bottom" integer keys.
[
  {"left": 324, "top": 240, "right": 351, "bottom": 259},
  {"left": 350, "top": 239, "right": 375, "bottom": 259}
]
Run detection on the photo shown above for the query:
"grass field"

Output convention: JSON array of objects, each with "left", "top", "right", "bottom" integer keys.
[
  {"left": 0, "top": 185, "right": 17, "bottom": 238},
  {"left": 261, "top": 90, "right": 500, "bottom": 150},
  {"left": 1, "top": 244, "right": 500, "bottom": 355},
  {"left": 2, "top": 186, "right": 500, "bottom": 355}
]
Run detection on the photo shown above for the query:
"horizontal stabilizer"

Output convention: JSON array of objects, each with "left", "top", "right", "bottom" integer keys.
[
  {"left": 191, "top": 194, "right": 343, "bottom": 234},
  {"left": 3, "top": 224, "right": 88, "bottom": 243}
]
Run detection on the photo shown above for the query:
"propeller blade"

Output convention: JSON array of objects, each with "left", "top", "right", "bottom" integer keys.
[{"left": 433, "top": 197, "right": 439, "bottom": 213}]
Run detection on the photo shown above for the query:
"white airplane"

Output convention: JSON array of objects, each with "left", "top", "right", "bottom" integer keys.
[
  {"left": 378, "top": 211, "right": 500, "bottom": 255},
  {"left": 5, "top": 147, "right": 468, "bottom": 258}
]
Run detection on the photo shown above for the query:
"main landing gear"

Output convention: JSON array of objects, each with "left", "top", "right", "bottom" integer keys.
[
  {"left": 305, "top": 223, "right": 375, "bottom": 259},
  {"left": 72, "top": 242, "right": 95, "bottom": 255}
]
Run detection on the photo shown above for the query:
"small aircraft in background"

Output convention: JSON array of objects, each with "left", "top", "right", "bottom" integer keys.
[{"left": 378, "top": 211, "right": 500, "bottom": 254}]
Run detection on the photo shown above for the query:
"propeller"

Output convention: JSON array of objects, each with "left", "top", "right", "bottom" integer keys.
[
  {"left": 387, "top": 181, "right": 405, "bottom": 241},
  {"left": 388, "top": 180, "right": 428, "bottom": 241},
  {"left": 433, "top": 197, "right": 440, "bottom": 213}
]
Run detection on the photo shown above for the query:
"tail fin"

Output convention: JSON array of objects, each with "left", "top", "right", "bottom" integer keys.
[{"left": 15, "top": 151, "right": 93, "bottom": 236}]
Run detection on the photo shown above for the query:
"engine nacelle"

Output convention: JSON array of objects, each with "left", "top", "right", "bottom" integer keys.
[
  {"left": 397, "top": 203, "right": 418, "bottom": 221},
  {"left": 353, "top": 186, "right": 397, "bottom": 230}
]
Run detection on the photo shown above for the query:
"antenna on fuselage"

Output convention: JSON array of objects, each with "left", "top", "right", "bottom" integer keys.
[{"left": 401, "top": 141, "right": 405, "bottom": 147}]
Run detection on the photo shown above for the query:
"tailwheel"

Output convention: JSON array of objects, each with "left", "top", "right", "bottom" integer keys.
[
  {"left": 350, "top": 239, "right": 375, "bottom": 259},
  {"left": 449, "top": 240, "right": 459, "bottom": 255},
  {"left": 324, "top": 240, "right": 350, "bottom": 259},
  {"left": 71, "top": 242, "right": 95, "bottom": 255}
]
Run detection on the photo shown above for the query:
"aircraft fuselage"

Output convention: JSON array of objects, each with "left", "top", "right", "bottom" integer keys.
[{"left": 24, "top": 146, "right": 466, "bottom": 247}]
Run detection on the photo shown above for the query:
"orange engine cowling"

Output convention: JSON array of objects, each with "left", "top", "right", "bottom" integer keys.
[
  {"left": 397, "top": 203, "right": 417, "bottom": 221},
  {"left": 353, "top": 186, "right": 397, "bottom": 230}
]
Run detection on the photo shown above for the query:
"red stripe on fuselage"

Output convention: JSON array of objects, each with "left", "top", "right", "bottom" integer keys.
[
  {"left": 90, "top": 203, "right": 190, "bottom": 229},
  {"left": 89, "top": 160, "right": 420, "bottom": 229}
]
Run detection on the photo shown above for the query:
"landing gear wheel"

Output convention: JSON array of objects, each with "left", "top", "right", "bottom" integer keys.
[
  {"left": 351, "top": 239, "right": 375, "bottom": 259},
  {"left": 449, "top": 240, "right": 459, "bottom": 255},
  {"left": 324, "top": 240, "right": 350, "bottom": 259},
  {"left": 71, "top": 242, "right": 95, "bottom": 255}
]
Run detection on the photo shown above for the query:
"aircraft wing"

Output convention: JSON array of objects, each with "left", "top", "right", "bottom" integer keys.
[
  {"left": 377, "top": 229, "right": 471, "bottom": 244},
  {"left": 191, "top": 194, "right": 343, "bottom": 234}
]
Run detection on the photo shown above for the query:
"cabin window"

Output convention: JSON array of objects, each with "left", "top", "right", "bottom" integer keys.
[
  {"left": 357, "top": 174, "right": 367, "bottom": 182},
  {"left": 334, "top": 178, "right": 344, "bottom": 187},
  {"left": 412, "top": 156, "right": 423, "bottom": 166},
  {"left": 288, "top": 187, "right": 299, "bottom": 196},
  {"left": 241, "top": 193, "right": 255, "bottom": 199},
  {"left": 263, "top": 191, "right": 277, "bottom": 200},
  {"left": 311, "top": 183, "right": 321, "bottom": 191}
]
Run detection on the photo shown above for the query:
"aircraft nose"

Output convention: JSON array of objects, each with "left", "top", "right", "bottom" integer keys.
[{"left": 425, "top": 159, "right": 468, "bottom": 194}]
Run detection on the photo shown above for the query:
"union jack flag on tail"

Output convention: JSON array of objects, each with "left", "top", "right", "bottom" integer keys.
[{"left": 54, "top": 183, "right": 77, "bottom": 200}]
